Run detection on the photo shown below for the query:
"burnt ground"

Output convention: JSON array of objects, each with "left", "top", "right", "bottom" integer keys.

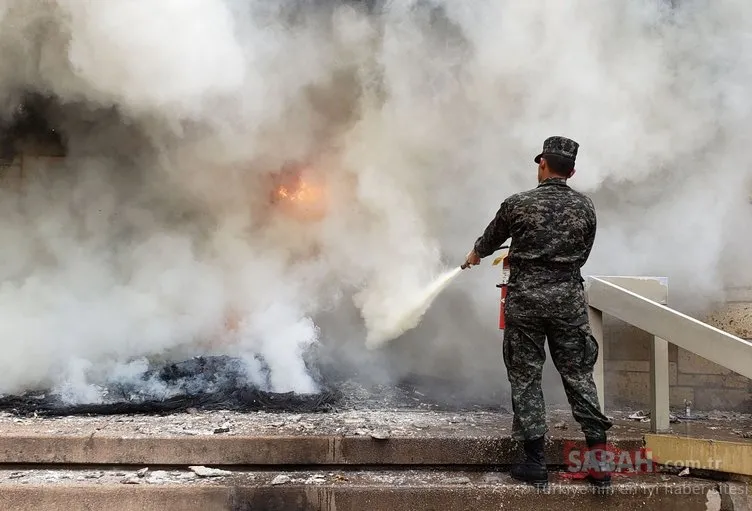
[
  {"left": 0, "top": 355, "right": 508, "bottom": 418},
  {"left": 0, "top": 356, "right": 748, "bottom": 446}
]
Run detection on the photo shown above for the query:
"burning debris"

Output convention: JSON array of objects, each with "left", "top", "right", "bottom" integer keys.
[
  {"left": 0, "top": 352, "right": 508, "bottom": 418},
  {"left": 0, "top": 356, "right": 341, "bottom": 417},
  {"left": 270, "top": 163, "right": 328, "bottom": 221}
]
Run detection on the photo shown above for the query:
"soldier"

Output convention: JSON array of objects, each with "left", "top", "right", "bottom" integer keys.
[{"left": 463, "top": 136, "right": 613, "bottom": 488}]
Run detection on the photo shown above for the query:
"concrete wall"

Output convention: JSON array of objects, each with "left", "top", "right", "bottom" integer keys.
[{"left": 603, "top": 302, "right": 752, "bottom": 413}]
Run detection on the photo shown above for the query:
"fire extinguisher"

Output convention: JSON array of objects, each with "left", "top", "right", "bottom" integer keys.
[{"left": 492, "top": 246, "right": 510, "bottom": 330}]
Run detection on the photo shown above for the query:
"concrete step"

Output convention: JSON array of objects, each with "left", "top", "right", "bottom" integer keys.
[
  {"left": 0, "top": 410, "right": 749, "bottom": 509},
  {"left": 0, "top": 409, "right": 653, "bottom": 466},
  {"left": 1, "top": 409, "right": 748, "bottom": 468},
  {"left": 0, "top": 431, "right": 647, "bottom": 467},
  {"left": 0, "top": 468, "right": 743, "bottom": 511}
]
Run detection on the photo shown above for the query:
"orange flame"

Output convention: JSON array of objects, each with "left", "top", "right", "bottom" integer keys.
[
  {"left": 276, "top": 179, "right": 323, "bottom": 204},
  {"left": 273, "top": 173, "right": 327, "bottom": 220}
]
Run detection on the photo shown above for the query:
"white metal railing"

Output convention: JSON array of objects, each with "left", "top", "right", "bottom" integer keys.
[{"left": 585, "top": 276, "right": 752, "bottom": 433}]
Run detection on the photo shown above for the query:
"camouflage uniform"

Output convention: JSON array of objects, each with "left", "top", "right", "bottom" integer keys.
[{"left": 473, "top": 137, "right": 613, "bottom": 443}]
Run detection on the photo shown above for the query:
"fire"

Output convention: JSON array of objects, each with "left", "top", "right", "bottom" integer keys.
[
  {"left": 271, "top": 167, "right": 327, "bottom": 221},
  {"left": 275, "top": 179, "right": 323, "bottom": 204}
]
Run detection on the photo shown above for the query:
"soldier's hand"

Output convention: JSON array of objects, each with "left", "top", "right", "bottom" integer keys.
[{"left": 462, "top": 249, "right": 481, "bottom": 269}]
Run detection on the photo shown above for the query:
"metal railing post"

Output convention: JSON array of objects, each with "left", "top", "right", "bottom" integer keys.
[
  {"left": 587, "top": 277, "right": 752, "bottom": 380},
  {"left": 588, "top": 306, "right": 605, "bottom": 412},
  {"left": 650, "top": 336, "right": 671, "bottom": 432}
]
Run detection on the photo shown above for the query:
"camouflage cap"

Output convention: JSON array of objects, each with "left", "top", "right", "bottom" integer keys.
[{"left": 534, "top": 136, "right": 579, "bottom": 164}]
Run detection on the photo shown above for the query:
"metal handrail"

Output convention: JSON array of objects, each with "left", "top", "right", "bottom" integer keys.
[{"left": 585, "top": 276, "right": 752, "bottom": 433}]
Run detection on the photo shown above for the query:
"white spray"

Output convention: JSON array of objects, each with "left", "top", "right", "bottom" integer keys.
[{"left": 365, "top": 266, "right": 464, "bottom": 349}]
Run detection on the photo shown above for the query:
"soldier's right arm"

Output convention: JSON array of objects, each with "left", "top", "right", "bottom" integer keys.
[{"left": 473, "top": 199, "right": 511, "bottom": 259}]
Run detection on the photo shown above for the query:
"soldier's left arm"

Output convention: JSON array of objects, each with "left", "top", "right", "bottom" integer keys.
[
  {"left": 473, "top": 199, "right": 511, "bottom": 259},
  {"left": 582, "top": 197, "right": 597, "bottom": 261}
]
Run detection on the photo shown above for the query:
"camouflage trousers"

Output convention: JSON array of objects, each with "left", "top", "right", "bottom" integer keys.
[{"left": 502, "top": 314, "right": 613, "bottom": 441}]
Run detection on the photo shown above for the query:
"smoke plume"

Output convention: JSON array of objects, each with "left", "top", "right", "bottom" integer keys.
[{"left": 0, "top": 0, "right": 749, "bottom": 402}]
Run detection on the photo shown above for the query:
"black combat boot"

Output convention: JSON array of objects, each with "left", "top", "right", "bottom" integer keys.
[
  {"left": 585, "top": 435, "right": 612, "bottom": 489},
  {"left": 510, "top": 436, "right": 548, "bottom": 488}
]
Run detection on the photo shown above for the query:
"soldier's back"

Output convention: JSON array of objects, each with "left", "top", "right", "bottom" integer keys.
[{"left": 504, "top": 178, "right": 596, "bottom": 319}]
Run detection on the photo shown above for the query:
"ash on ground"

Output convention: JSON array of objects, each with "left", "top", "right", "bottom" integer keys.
[
  {"left": 0, "top": 355, "right": 507, "bottom": 417},
  {"left": 0, "top": 356, "right": 339, "bottom": 417}
]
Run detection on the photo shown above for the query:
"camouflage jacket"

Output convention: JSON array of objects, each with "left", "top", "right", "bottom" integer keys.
[{"left": 473, "top": 177, "right": 596, "bottom": 320}]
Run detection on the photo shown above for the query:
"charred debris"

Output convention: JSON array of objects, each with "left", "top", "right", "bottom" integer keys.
[
  {"left": 0, "top": 354, "right": 507, "bottom": 417},
  {"left": 0, "top": 355, "right": 342, "bottom": 417}
]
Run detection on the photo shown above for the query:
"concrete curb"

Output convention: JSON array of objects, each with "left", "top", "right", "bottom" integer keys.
[
  {"left": 0, "top": 435, "right": 644, "bottom": 466},
  {"left": 0, "top": 478, "right": 725, "bottom": 511}
]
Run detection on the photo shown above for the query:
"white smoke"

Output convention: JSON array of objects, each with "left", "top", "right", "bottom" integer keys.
[{"left": 0, "top": 0, "right": 749, "bottom": 401}]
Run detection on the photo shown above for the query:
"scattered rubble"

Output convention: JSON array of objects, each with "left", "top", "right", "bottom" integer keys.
[
  {"left": 213, "top": 424, "right": 231, "bottom": 434},
  {"left": 0, "top": 468, "right": 222, "bottom": 486},
  {"left": 443, "top": 476, "right": 471, "bottom": 485},
  {"left": 628, "top": 411, "right": 650, "bottom": 422},
  {"left": 0, "top": 467, "right": 727, "bottom": 498},
  {"left": 270, "top": 475, "right": 291, "bottom": 485},
  {"left": 189, "top": 466, "right": 232, "bottom": 478},
  {"left": 370, "top": 430, "right": 390, "bottom": 440},
  {"left": 305, "top": 474, "right": 326, "bottom": 485},
  {"left": 625, "top": 410, "right": 710, "bottom": 424},
  {"left": 0, "top": 407, "right": 748, "bottom": 443}
]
